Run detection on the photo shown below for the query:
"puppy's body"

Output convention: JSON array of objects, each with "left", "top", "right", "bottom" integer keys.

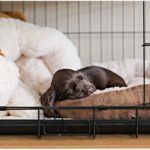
[
  {"left": 40, "top": 66, "right": 127, "bottom": 117},
  {"left": 78, "top": 66, "right": 127, "bottom": 90}
]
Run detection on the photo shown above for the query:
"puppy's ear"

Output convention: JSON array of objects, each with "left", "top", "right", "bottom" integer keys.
[
  {"left": 69, "top": 81, "right": 76, "bottom": 91},
  {"left": 40, "top": 87, "right": 56, "bottom": 117},
  {"left": 76, "top": 74, "right": 83, "bottom": 80}
]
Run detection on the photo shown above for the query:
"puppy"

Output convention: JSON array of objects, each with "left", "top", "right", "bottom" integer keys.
[
  {"left": 40, "top": 66, "right": 127, "bottom": 117},
  {"left": 40, "top": 69, "right": 96, "bottom": 117}
]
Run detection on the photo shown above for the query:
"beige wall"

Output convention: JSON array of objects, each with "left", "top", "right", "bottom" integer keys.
[{"left": 0, "top": 1, "right": 150, "bottom": 66}]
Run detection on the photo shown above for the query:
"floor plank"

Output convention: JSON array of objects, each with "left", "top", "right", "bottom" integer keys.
[{"left": 0, "top": 135, "right": 150, "bottom": 148}]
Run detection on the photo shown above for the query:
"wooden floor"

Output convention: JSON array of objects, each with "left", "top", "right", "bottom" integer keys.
[{"left": 1, "top": 135, "right": 150, "bottom": 148}]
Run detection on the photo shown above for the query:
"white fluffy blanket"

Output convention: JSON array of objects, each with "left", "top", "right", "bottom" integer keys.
[{"left": 0, "top": 18, "right": 81, "bottom": 118}]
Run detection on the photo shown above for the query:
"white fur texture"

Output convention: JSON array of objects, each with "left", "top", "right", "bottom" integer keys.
[
  {"left": 8, "top": 81, "right": 43, "bottom": 118},
  {"left": 93, "top": 77, "right": 150, "bottom": 95},
  {"left": 93, "top": 59, "right": 148, "bottom": 83},
  {"left": 42, "top": 44, "right": 82, "bottom": 74},
  {"left": 0, "top": 19, "right": 21, "bottom": 61},
  {"left": 16, "top": 56, "right": 52, "bottom": 94},
  {"left": 14, "top": 19, "right": 82, "bottom": 74},
  {"left": 0, "top": 18, "right": 81, "bottom": 73},
  {"left": 0, "top": 56, "right": 19, "bottom": 116}
]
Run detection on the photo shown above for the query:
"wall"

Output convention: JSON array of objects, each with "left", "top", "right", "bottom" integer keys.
[{"left": 0, "top": 1, "right": 150, "bottom": 66}]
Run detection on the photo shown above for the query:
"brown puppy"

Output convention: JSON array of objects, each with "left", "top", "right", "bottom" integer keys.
[
  {"left": 40, "top": 69, "right": 96, "bottom": 117},
  {"left": 40, "top": 66, "right": 127, "bottom": 117}
]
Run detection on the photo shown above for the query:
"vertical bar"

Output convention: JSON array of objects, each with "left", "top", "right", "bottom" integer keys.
[
  {"left": 45, "top": 1, "right": 47, "bottom": 26},
  {"left": 38, "top": 108, "right": 41, "bottom": 138},
  {"left": 111, "top": 1, "right": 114, "bottom": 60},
  {"left": 87, "top": 119, "right": 91, "bottom": 135},
  {"left": 56, "top": 1, "right": 58, "bottom": 29},
  {"left": 100, "top": 1, "right": 102, "bottom": 62},
  {"left": 33, "top": 1, "right": 36, "bottom": 24},
  {"left": 22, "top": 1, "right": 25, "bottom": 14},
  {"left": 11, "top": 1, "right": 13, "bottom": 11},
  {"left": 78, "top": 1, "right": 80, "bottom": 56},
  {"left": 43, "top": 117, "right": 46, "bottom": 135},
  {"left": 89, "top": 1, "right": 92, "bottom": 64},
  {"left": 133, "top": 1, "right": 135, "bottom": 58},
  {"left": 93, "top": 107, "right": 96, "bottom": 138},
  {"left": 122, "top": 1, "right": 125, "bottom": 60},
  {"left": 67, "top": 1, "right": 69, "bottom": 38},
  {"left": 0, "top": 1, "right": 2, "bottom": 10},
  {"left": 143, "top": 1, "right": 146, "bottom": 105},
  {"left": 136, "top": 107, "right": 139, "bottom": 138}
]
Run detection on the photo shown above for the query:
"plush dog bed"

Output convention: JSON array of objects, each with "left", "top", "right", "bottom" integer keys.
[{"left": 56, "top": 84, "right": 150, "bottom": 120}]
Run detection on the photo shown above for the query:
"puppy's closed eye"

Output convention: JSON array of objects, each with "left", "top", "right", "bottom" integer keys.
[{"left": 69, "top": 81, "right": 76, "bottom": 91}]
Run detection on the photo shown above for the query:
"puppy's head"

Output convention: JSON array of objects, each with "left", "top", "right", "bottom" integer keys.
[{"left": 62, "top": 73, "right": 96, "bottom": 99}]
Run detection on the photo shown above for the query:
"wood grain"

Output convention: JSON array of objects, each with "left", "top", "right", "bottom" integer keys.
[{"left": 0, "top": 135, "right": 150, "bottom": 148}]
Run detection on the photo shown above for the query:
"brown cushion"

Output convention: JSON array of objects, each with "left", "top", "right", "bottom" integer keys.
[{"left": 56, "top": 84, "right": 150, "bottom": 120}]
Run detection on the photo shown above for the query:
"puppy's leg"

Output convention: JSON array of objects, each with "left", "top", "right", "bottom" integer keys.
[
  {"left": 40, "top": 87, "right": 57, "bottom": 117},
  {"left": 108, "top": 79, "right": 127, "bottom": 88}
]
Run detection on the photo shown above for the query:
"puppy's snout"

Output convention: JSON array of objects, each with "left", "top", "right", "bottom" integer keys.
[
  {"left": 88, "top": 86, "right": 96, "bottom": 94},
  {"left": 89, "top": 89, "right": 93, "bottom": 94}
]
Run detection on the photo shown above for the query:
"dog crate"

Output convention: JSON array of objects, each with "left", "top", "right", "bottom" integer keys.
[{"left": 0, "top": 1, "right": 150, "bottom": 138}]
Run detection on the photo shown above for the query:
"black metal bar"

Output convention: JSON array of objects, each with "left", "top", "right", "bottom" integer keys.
[
  {"left": 143, "top": 1, "right": 146, "bottom": 106},
  {"left": 63, "top": 31, "right": 150, "bottom": 35},
  {"left": 78, "top": 1, "right": 81, "bottom": 57},
  {"left": 142, "top": 43, "right": 150, "bottom": 46},
  {"left": 111, "top": 1, "right": 114, "bottom": 60},
  {"left": 122, "top": 1, "right": 124, "bottom": 60},
  {"left": 100, "top": 1, "right": 102, "bottom": 62},
  {"left": 38, "top": 108, "right": 41, "bottom": 139},
  {"left": 87, "top": 119, "right": 91, "bottom": 135},
  {"left": 43, "top": 117, "right": 46, "bottom": 135},
  {"left": 89, "top": 1, "right": 92, "bottom": 64},
  {"left": 93, "top": 107, "right": 96, "bottom": 138},
  {"left": 133, "top": 1, "right": 135, "bottom": 58},
  {"left": 67, "top": 1, "right": 69, "bottom": 38},
  {"left": 4, "top": 105, "right": 150, "bottom": 110},
  {"left": 61, "top": 117, "right": 65, "bottom": 135},
  {"left": 0, "top": 106, "right": 6, "bottom": 111},
  {"left": 136, "top": 107, "right": 139, "bottom": 138},
  {"left": 56, "top": 1, "right": 58, "bottom": 29}
]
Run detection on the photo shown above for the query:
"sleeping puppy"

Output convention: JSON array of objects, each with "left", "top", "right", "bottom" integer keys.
[
  {"left": 40, "top": 66, "right": 127, "bottom": 117},
  {"left": 40, "top": 69, "right": 96, "bottom": 117}
]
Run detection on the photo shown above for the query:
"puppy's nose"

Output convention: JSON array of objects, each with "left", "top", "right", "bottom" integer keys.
[
  {"left": 89, "top": 88, "right": 95, "bottom": 94},
  {"left": 89, "top": 90, "right": 93, "bottom": 94}
]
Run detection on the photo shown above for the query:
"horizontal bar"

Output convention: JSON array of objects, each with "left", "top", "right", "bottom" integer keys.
[
  {"left": 142, "top": 43, "right": 150, "bottom": 46},
  {"left": 64, "top": 31, "right": 150, "bottom": 35},
  {"left": 1, "top": 104, "right": 150, "bottom": 111}
]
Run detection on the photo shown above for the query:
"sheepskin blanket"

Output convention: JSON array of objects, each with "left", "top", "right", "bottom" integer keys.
[
  {"left": 0, "top": 18, "right": 81, "bottom": 94},
  {"left": 0, "top": 56, "right": 19, "bottom": 116},
  {"left": 0, "top": 18, "right": 81, "bottom": 118}
]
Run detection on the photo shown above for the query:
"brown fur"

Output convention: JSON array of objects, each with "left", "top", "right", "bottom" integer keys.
[
  {"left": 0, "top": 11, "right": 27, "bottom": 21},
  {"left": 0, "top": 49, "right": 5, "bottom": 57}
]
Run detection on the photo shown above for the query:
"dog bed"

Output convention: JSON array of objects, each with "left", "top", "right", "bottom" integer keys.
[{"left": 56, "top": 83, "right": 150, "bottom": 120}]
